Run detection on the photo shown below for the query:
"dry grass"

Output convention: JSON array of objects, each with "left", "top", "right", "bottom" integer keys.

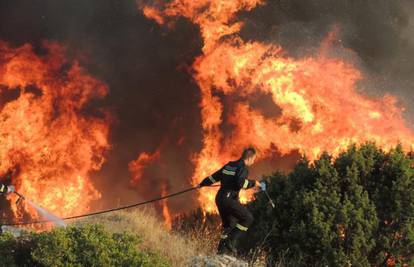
[
  {"left": 69, "top": 207, "right": 214, "bottom": 266},
  {"left": 65, "top": 207, "right": 270, "bottom": 266}
]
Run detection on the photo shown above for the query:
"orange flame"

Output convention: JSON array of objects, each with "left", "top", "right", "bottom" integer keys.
[
  {"left": 128, "top": 149, "right": 172, "bottom": 229},
  {"left": 128, "top": 150, "right": 160, "bottom": 186},
  {"left": 161, "top": 183, "right": 172, "bottom": 230},
  {"left": 140, "top": 0, "right": 414, "bottom": 212},
  {"left": 0, "top": 41, "right": 110, "bottom": 221}
]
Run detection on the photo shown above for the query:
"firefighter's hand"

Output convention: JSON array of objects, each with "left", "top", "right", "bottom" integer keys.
[
  {"left": 254, "top": 180, "right": 266, "bottom": 191},
  {"left": 7, "top": 185, "right": 15, "bottom": 193},
  {"left": 259, "top": 181, "right": 266, "bottom": 191}
]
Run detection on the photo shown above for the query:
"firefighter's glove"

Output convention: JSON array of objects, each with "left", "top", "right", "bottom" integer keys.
[
  {"left": 199, "top": 180, "right": 208, "bottom": 188},
  {"left": 7, "top": 185, "right": 15, "bottom": 193},
  {"left": 259, "top": 181, "right": 266, "bottom": 191}
]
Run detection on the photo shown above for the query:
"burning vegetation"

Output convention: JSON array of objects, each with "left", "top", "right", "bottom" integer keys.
[
  {"left": 0, "top": 0, "right": 412, "bottom": 239},
  {"left": 138, "top": 0, "right": 414, "bottom": 213},
  {"left": 0, "top": 41, "right": 110, "bottom": 223},
  {"left": 0, "top": 0, "right": 413, "bottom": 265}
]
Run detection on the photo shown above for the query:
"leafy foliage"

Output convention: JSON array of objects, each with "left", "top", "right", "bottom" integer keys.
[
  {"left": 0, "top": 224, "right": 170, "bottom": 267},
  {"left": 244, "top": 143, "right": 414, "bottom": 266}
]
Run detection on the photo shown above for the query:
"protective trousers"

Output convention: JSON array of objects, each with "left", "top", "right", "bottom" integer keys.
[{"left": 215, "top": 190, "right": 253, "bottom": 254}]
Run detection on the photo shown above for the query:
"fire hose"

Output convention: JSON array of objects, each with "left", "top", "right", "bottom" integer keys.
[{"left": 2, "top": 183, "right": 275, "bottom": 226}]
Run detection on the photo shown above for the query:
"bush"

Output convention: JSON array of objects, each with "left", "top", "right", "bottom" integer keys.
[
  {"left": 244, "top": 143, "right": 414, "bottom": 266},
  {"left": 0, "top": 224, "right": 170, "bottom": 267},
  {"left": 76, "top": 209, "right": 207, "bottom": 266}
]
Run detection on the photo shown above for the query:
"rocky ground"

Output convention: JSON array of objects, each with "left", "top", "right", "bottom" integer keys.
[{"left": 190, "top": 254, "right": 250, "bottom": 267}]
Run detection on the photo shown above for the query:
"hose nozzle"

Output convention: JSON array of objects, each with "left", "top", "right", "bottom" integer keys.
[{"left": 14, "top": 191, "right": 25, "bottom": 205}]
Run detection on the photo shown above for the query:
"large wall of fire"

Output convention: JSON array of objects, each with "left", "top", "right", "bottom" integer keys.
[{"left": 0, "top": 0, "right": 413, "bottom": 225}]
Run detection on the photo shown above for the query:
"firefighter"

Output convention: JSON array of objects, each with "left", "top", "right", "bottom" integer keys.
[
  {"left": 0, "top": 182, "right": 15, "bottom": 234},
  {"left": 0, "top": 183, "right": 14, "bottom": 195},
  {"left": 198, "top": 147, "right": 262, "bottom": 255}
]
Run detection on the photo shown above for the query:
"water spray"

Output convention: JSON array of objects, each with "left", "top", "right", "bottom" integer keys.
[{"left": 13, "top": 191, "right": 66, "bottom": 228}]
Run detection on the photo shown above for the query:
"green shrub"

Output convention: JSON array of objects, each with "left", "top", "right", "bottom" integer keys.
[
  {"left": 0, "top": 224, "right": 170, "bottom": 267},
  {"left": 244, "top": 143, "right": 414, "bottom": 266}
]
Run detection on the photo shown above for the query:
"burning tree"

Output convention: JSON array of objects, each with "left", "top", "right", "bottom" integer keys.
[{"left": 246, "top": 143, "right": 414, "bottom": 266}]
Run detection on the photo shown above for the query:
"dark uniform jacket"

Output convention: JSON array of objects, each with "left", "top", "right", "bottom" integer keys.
[{"left": 200, "top": 159, "right": 256, "bottom": 199}]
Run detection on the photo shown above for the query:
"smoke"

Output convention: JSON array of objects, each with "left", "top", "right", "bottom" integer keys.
[{"left": 0, "top": 0, "right": 413, "bottom": 217}]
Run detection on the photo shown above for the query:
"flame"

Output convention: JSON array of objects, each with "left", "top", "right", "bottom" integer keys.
[
  {"left": 128, "top": 149, "right": 172, "bottom": 229},
  {"left": 141, "top": 0, "right": 264, "bottom": 52},
  {"left": 0, "top": 41, "right": 110, "bottom": 222},
  {"left": 140, "top": 0, "right": 414, "bottom": 212},
  {"left": 128, "top": 150, "right": 160, "bottom": 185},
  {"left": 160, "top": 183, "right": 172, "bottom": 230}
]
